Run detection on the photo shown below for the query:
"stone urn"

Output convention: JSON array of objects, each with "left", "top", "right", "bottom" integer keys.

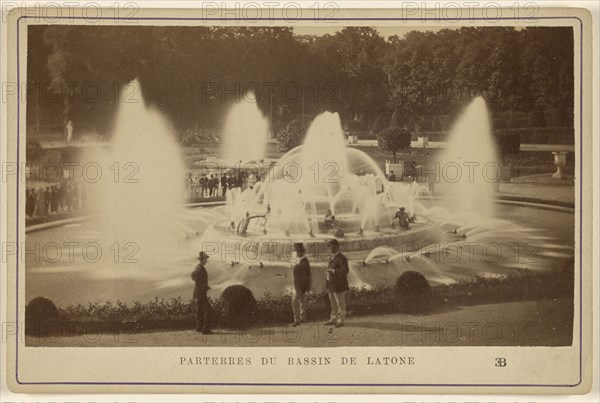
[{"left": 552, "top": 151, "right": 568, "bottom": 179}]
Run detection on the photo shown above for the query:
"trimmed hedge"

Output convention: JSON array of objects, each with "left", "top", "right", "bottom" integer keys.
[
  {"left": 37, "top": 262, "right": 574, "bottom": 335},
  {"left": 416, "top": 127, "right": 574, "bottom": 144}
]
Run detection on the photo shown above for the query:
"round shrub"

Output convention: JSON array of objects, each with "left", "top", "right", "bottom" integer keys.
[
  {"left": 25, "top": 297, "right": 59, "bottom": 334},
  {"left": 529, "top": 106, "right": 546, "bottom": 127},
  {"left": 276, "top": 119, "right": 305, "bottom": 152},
  {"left": 376, "top": 127, "right": 411, "bottom": 163},
  {"left": 220, "top": 285, "right": 258, "bottom": 329},
  {"left": 394, "top": 271, "right": 432, "bottom": 314}
]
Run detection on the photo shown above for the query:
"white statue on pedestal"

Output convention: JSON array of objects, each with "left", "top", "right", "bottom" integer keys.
[
  {"left": 552, "top": 151, "right": 567, "bottom": 179},
  {"left": 66, "top": 120, "right": 73, "bottom": 142}
]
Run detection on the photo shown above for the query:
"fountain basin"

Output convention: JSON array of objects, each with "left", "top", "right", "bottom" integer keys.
[
  {"left": 24, "top": 201, "right": 574, "bottom": 305},
  {"left": 203, "top": 220, "right": 443, "bottom": 264}
]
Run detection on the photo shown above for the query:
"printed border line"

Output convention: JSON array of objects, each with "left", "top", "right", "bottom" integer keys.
[{"left": 14, "top": 14, "right": 584, "bottom": 388}]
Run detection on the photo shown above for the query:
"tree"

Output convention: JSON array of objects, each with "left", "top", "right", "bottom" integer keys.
[
  {"left": 276, "top": 119, "right": 305, "bottom": 152},
  {"left": 377, "top": 127, "right": 411, "bottom": 163},
  {"left": 26, "top": 141, "right": 44, "bottom": 164},
  {"left": 519, "top": 27, "right": 573, "bottom": 119},
  {"left": 454, "top": 27, "right": 522, "bottom": 111},
  {"left": 310, "top": 27, "right": 389, "bottom": 125},
  {"left": 60, "top": 146, "right": 82, "bottom": 164},
  {"left": 383, "top": 29, "right": 463, "bottom": 117},
  {"left": 31, "top": 25, "right": 574, "bottom": 142},
  {"left": 431, "top": 115, "right": 442, "bottom": 132},
  {"left": 494, "top": 129, "right": 521, "bottom": 162},
  {"left": 529, "top": 103, "right": 546, "bottom": 127},
  {"left": 371, "top": 111, "right": 392, "bottom": 134}
]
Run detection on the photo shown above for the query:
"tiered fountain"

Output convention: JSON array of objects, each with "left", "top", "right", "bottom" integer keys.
[{"left": 205, "top": 111, "right": 441, "bottom": 264}]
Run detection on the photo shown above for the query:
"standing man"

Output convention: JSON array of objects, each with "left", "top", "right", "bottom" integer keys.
[
  {"left": 71, "top": 182, "right": 79, "bottom": 210},
  {"left": 324, "top": 239, "right": 349, "bottom": 328},
  {"left": 291, "top": 242, "right": 311, "bottom": 326},
  {"left": 50, "top": 186, "right": 58, "bottom": 213},
  {"left": 207, "top": 175, "right": 213, "bottom": 197},
  {"left": 191, "top": 251, "right": 213, "bottom": 335},
  {"left": 35, "top": 187, "right": 46, "bottom": 218},
  {"left": 210, "top": 175, "right": 217, "bottom": 197},
  {"left": 185, "top": 173, "right": 193, "bottom": 199},
  {"left": 199, "top": 175, "right": 207, "bottom": 198},
  {"left": 45, "top": 186, "right": 52, "bottom": 214},
  {"left": 221, "top": 174, "right": 228, "bottom": 197},
  {"left": 26, "top": 188, "right": 36, "bottom": 218}
]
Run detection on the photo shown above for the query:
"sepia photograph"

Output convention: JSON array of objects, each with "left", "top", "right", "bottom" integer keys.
[{"left": 2, "top": 3, "right": 595, "bottom": 396}]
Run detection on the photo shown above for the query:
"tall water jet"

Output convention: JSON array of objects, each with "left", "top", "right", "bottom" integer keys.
[
  {"left": 221, "top": 91, "right": 268, "bottom": 163},
  {"left": 435, "top": 97, "right": 499, "bottom": 218},
  {"left": 87, "top": 79, "right": 187, "bottom": 263},
  {"left": 300, "top": 111, "right": 348, "bottom": 191}
]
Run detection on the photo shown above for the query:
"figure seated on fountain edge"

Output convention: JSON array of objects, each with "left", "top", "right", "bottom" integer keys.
[{"left": 324, "top": 208, "right": 336, "bottom": 231}]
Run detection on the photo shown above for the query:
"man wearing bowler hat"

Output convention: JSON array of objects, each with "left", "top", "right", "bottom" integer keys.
[
  {"left": 324, "top": 238, "right": 349, "bottom": 327},
  {"left": 191, "top": 251, "right": 213, "bottom": 335}
]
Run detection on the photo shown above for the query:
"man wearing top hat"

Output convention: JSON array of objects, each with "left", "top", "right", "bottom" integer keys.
[
  {"left": 191, "top": 251, "right": 213, "bottom": 335},
  {"left": 324, "top": 238, "right": 349, "bottom": 327}
]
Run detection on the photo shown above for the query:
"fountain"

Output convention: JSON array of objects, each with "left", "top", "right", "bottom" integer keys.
[
  {"left": 25, "top": 92, "right": 574, "bottom": 305},
  {"left": 435, "top": 97, "right": 499, "bottom": 218},
  {"left": 202, "top": 111, "right": 441, "bottom": 265},
  {"left": 221, "top": 91, "right": 269, "bottom": 164},
  {"left": 79, "top": 79, "right": 192, "bottom": 265}
]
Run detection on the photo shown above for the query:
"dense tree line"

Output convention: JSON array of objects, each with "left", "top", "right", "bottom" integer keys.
[{"left": 26, "top": 25, "right": 573, "bottom": 139}]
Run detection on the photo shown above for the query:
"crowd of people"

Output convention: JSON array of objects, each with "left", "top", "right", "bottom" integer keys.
[
  {"left": 25, "top": 182, "right": 87, "bottom": 220},
  {"left": 185, "top": 170, "right": 262, "bottom": 199},
  {"left": 26, "top": 168, "right": 263, "bottom": 223}
]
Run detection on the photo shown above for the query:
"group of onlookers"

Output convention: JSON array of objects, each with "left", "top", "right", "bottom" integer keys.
[
  {"left": 192, "top": 238, "right": 350, "bottom": 335},
  {"left": 185, "top": 170, "right": 262, "bottom": 199},
  {"left": 288, "top": 239, "right": 350, "bottom": 328},
  {"left": 25, "top": 182, "right": 86, "bottom": 219}
]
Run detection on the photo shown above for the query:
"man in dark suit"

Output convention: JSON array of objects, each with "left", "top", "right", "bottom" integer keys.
[
  {"left": 221, "top": 174, "right": 228, "bottom": 197},
  {"left": 324, "top": 238, "right": 349, "bottom": 327},
  {"left": 291, "top": 242, "right": 311, "bottom": 326},
  {"left": 199, "top": 176, "right": 207, "bottom": 198},
  {"left": 191, "top": 251, "right": 213, "bottom": 335}
]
